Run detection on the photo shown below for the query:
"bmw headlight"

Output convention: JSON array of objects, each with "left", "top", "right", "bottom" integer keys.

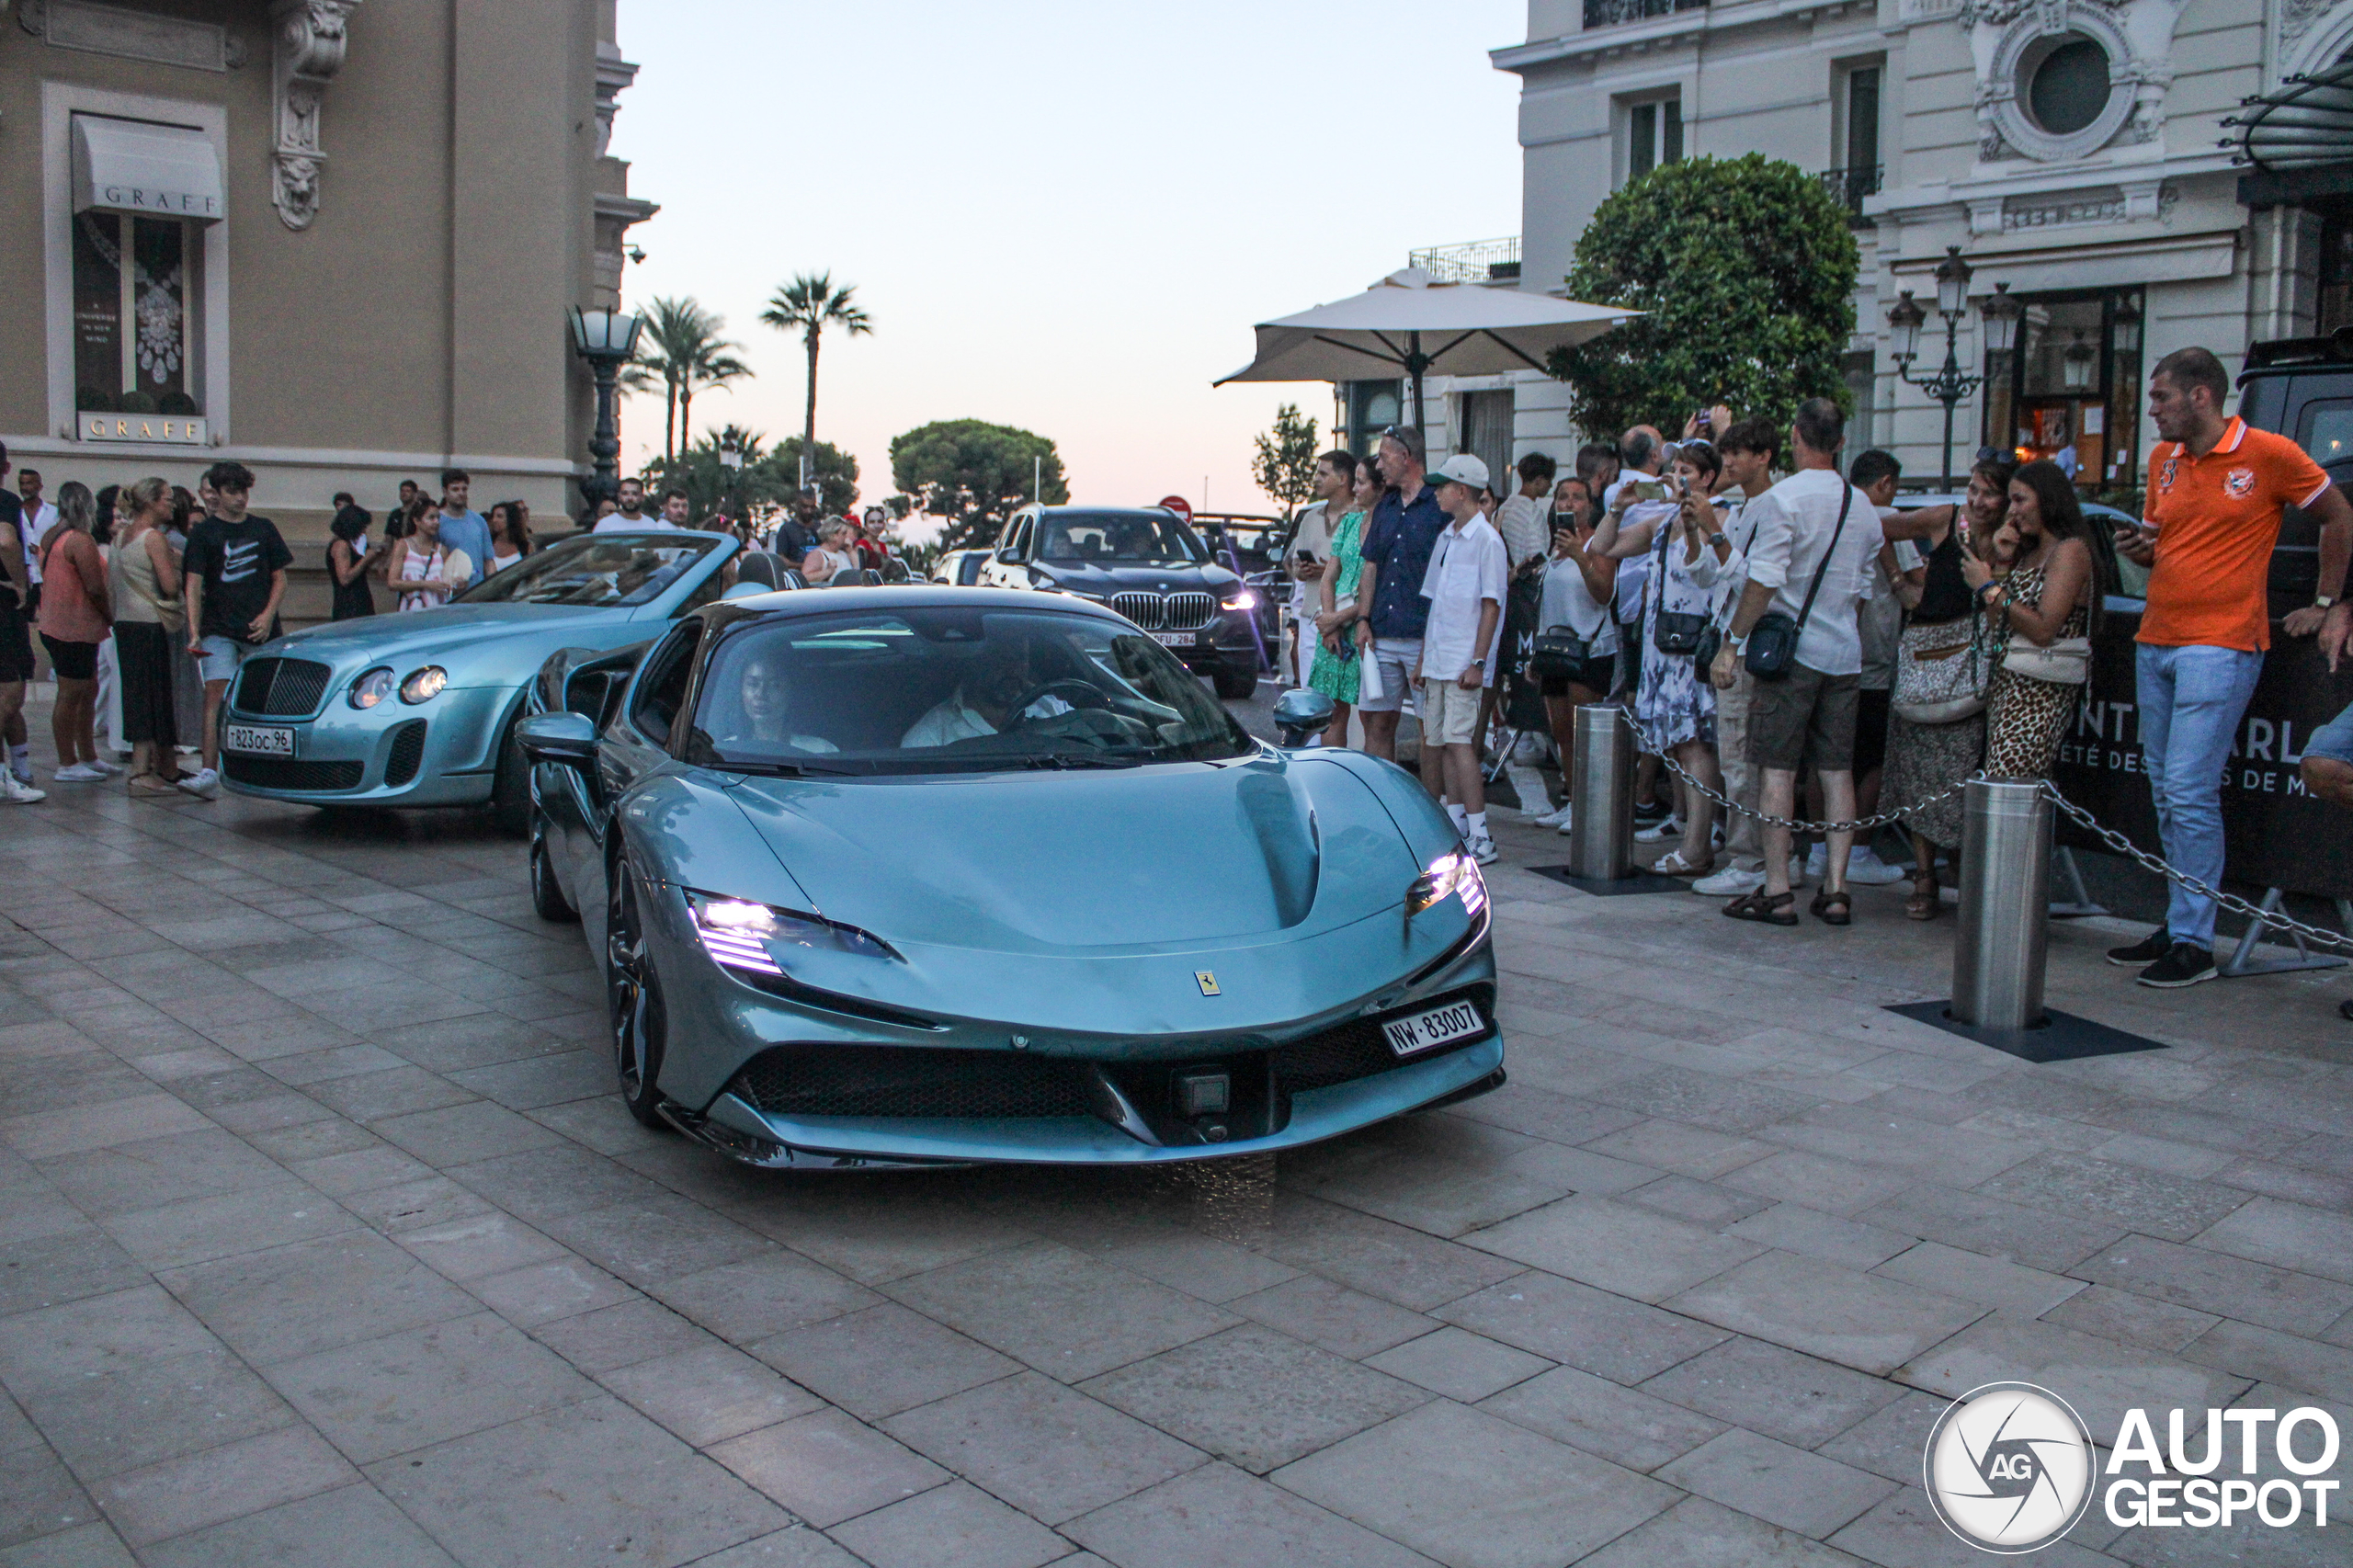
[
  {"left": 347, "top": 666, "right": 395, "bottom": 710},
  {"left": 399, "top": 666, "right": 449, "bottom": 704},
  {"left": 1405, "top": 850, "right": 1487, "bottom": 920},
  {"left": 1221, "top": 590, "right": 1258, "bottom": 611},
  {"left": 686, "top": 890, "right": 902, "bottom": 977}
]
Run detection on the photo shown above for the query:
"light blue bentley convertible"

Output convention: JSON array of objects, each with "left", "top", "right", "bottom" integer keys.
[
  {"left": 517, "top": 586, "right": 1504, "bottom": 1169},
  {"left": 220, "top": 530, "right": 737, "bottom": 828}
]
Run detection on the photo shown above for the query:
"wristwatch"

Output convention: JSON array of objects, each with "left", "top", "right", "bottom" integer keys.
[
  {"left": 1707, "top": 531, "right": 1729, "bottom": 550},
  {"left": 2318, "top": 595, "right": 2338, "bottom": 610},
  {"left": 1728, "top": 633, "right": 1749, "bottom": 654}
]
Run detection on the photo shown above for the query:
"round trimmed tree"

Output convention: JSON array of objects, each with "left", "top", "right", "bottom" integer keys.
[{"left": 1549, "top": 153, "right": 1859, "bottom": 440}]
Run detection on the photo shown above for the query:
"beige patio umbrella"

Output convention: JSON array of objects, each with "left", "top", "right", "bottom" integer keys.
[{"left": 1216, "top": 267, "right": 1636, "bottom": 444}]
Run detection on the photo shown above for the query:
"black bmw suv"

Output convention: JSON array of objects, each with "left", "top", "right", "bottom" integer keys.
[{"left": 979, "top": 506, "right": 1267, "bottom": 698}]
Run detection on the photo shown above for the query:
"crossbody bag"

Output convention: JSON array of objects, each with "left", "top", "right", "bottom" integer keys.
[
  {"left": 1649, "top": 514, "right": 1710, "bottom": 656},
  {"left": 1744, "top": 483, "right": 1854, "bottom": 682}
]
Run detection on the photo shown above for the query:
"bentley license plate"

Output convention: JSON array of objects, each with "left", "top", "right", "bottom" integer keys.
[
  {"left": 1381, "top": 1000, "right": 1484, "bottom": 1058},
  {"left": 222, "top": 723, "right": 295, "bottom": 757},
  {"left": 1151, "top": 631, "right": 1199, "bottom": 648}
]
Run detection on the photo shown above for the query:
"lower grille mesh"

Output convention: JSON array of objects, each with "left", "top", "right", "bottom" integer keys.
[
  {"left": 384, "top": 721, "right": 427, "bottom": 786},
  {"left": 222, "top": 755, "right": 364, "bottom": 791},
  {"left": 730, "top": 1045, "right": 1093, "bottom": 1119}
]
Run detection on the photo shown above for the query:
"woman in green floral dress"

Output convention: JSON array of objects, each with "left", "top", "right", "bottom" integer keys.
[{"left": 1308, "top": 458, "right": 1377, "bottom": 744}]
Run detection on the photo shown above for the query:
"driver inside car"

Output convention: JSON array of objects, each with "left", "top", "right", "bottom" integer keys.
[
  {"left": 900, "top": 636, "right": 1074, "bottom": 748},
  {"left": 722, "top": 646, "right": 839, "bottom": 755}
]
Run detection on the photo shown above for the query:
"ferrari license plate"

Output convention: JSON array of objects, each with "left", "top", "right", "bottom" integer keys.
[
  {"left": 1381, "top": 1000, "right": 1484, "bottom": 1058},
  {"left": 222, "top": 723, "right": 295, "bottom": 757},
  {"left": 1151, "top": 631, "right": 1199, "bottom": 648}
]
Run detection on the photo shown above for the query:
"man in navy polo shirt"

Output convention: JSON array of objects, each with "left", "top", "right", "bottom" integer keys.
[{"left": 1351, "top": 425, "right": 1449, "bottom": 773}]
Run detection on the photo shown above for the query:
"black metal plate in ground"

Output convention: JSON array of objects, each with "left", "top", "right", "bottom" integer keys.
[
  {"left": 1883, "top": 1000, "right": 2168, "bottom": 1063},
  {"left": 1529, "top": 865, "right": 1693, "bottom": 896}
]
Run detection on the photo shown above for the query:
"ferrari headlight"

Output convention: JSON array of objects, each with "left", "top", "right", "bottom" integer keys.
[
  {"left": 1405, "top": 850, "right": 1487, "bottom": 920},
  {"left": 685, "top": 889, "right": 901, "bottom": 976},
  {"left": 1221, "top": 590, "right": 1258, "bottom": 611},
  {"left": 399, "top": 665, "right": 448, "bottom": 704},
  {"left": 347, "top": 666, "right": 395, "bottom": 710}
]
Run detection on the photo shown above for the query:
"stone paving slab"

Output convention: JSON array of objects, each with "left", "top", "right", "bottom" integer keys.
[{"left": 1, "top": 730, "right": 2350, "bottom": 1564}]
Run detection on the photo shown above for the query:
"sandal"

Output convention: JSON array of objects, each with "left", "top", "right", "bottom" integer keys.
[
  {"left": 1723, "top": 890, "right": 1798, "bottom": 926},
  {"left": 1905, "top": 875, "right": 1939, "bottom": 922},
  {"left": 126, "top": 772, "right": 178, "bottom": 798},
  {"left": 1651, "top": 849, "right": 1712, "bottom": 878},
  {"left": 1810, "top": 889, "right": 1853, "bottom": 926}
]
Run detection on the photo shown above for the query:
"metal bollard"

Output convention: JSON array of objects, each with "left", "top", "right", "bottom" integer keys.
[
  {"left": 1951, "top": 778, "right": 2053, "bottom": 1029},
  {"left": 1567, "top": 705, "right": 1634, "bottom": 881}
]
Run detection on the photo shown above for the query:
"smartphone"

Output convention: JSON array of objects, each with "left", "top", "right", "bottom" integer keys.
[{"left": 1629, "top": 477, "right": 1670, "bottom": 504}]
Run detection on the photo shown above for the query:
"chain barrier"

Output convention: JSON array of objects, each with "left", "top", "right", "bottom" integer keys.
[
  {"left": 1557, "top": 704, "right": 2353, "bottom": 953},
  {"left": 1602, "top": 703, "right": 1972, "bottom": 836}
]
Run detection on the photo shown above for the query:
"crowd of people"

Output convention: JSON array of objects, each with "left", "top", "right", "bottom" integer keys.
[
  {"left": 1283, "top": 346, "right": 2351, "bottom": 990},
  {"left": 585, "top": 477, "right": 899, "bottom": 584}
]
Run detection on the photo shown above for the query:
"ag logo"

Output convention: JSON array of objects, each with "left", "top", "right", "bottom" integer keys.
[
  {"left": 2225, "top": 467, "right": 2257, "bottom": 498},
  {"left": 1924, "top": 1382, "right": 2095, "bottom": 1553}
]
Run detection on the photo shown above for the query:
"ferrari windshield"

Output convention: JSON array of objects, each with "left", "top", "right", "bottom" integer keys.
[
  {"left": 457, "top": 531, "right": 721, "bottom": 608},
  {"left": 684, "top": 607, "right": 1255, "bottom": 774},
  {"left": 1037, "top": 513, "right": 1205, "bottom": 565}
]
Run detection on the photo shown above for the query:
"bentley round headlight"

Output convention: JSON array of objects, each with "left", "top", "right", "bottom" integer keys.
[
  {"left": 399, "top": 666, "right": 449, "bottom": 704},
  {"left": 347, "top": 667, "right": 395, "bottom": 710}
]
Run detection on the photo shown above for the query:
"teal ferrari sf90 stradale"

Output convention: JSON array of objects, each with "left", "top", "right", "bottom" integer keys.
[{"left": 518, "top": 587, "right": 1503, "bottom": 1170}]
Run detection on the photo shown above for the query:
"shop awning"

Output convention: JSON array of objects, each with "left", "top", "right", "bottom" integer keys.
[
  {"left": 72, "top": 116, "right": 222, "bottom": 222},
  {"left": 2229, "top": 62, "right": 2353, "bottom": 173}
]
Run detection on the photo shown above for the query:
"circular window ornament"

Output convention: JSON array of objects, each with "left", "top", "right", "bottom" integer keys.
[{"left": 1984, "top": 13, "right": 2137, "bottom": 162}]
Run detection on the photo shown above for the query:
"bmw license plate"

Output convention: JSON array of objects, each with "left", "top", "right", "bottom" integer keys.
[
  {"left": 1151, "top": 631, "right": 1199, "bottom": 648},
  {"left": 222, "top": 723, "right": 295, "bottom": 757},
  {"left": 1381, "top": 1000, "right": 1484, "bottom": 1058}
]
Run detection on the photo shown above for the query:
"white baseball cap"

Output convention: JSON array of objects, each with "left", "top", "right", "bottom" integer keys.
[{"left": 1428, "top": 453, "right": 1492, "bottom": 491}]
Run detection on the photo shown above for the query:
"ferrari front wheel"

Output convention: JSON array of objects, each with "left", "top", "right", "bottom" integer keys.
[{"left": 606, "top": 854, "right": 670, "bottom": 1130}]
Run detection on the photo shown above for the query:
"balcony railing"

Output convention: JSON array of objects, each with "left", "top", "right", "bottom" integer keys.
[
  {"left": 1584, "top": 0, "right": 1706, "bottom": 28},
  {"left": 1818, "top": 164, "right": 1883, "bottom": 222},
  {"left": 1409, "top": 236, "right": 1522, "bottom": 285}
]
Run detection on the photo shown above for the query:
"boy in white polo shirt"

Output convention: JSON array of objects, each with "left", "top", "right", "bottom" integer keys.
[{"left": 1416, "top": 453, "right": 1509, "bottom": 864}]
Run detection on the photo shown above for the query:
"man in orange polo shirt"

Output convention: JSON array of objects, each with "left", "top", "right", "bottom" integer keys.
[{"left": 2109, "top": 347, "right": 2353, "bottom": 986}]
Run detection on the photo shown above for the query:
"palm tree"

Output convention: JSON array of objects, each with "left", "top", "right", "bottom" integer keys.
[
  {"left": 760, "top": 272, "right": 873, "bottom": 483},
  {"left": 631, "top": 297, "right": 752, "bottom": 465}
]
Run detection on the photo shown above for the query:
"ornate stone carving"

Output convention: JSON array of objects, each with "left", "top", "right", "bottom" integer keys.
[
  {"left": 2281, "top": 0, "right": 2336, "bottom": 51},
  {"left": 1964, "top": 0, "right": 2186, "bottom": 165},
  {"left": 270, "top": 0, "right": 357, "bottom": 231},
  {"left": 596, "top": 43, "right": 641, "bottom": 158}
]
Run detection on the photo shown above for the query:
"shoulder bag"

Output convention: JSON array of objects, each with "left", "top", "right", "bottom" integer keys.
[
  {"left": 1649, "top": 516, "right": 1710, "bottom": 655},
  {"left": 1892, "top": 615, "right": 1991, "bottom": 723},
  {"left": 1529, "top": 626, "right": 1593, "bottom": 687},
  {"left": 1744, "top": 482, "right": 1854, "bottom": 681},
  {"left": 2003, "top": 636, "right": 2092, "bottom": 686}
]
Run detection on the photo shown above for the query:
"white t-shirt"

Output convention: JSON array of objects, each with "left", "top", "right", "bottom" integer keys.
[
  {"left": 1540, "top": 552, "right": 1618, "bottom": 658},
  {"left": 900, "top": 689, "right": 1072, "bottom": 749},
  {"left": 1495, "top": 493, "right": 1548, "bottom": 567},
  {"left": 1417, "top": 515, "right": 1509, "bottom": 686},
  {"left": 593, "top": 514, "right": 685, "bottom": 534},
  {"left": 1739, "top": 468, "right": 1886, "bottom": 678},
  {"left": 19, "top": 500, "right": 57, "bottom": 585}
]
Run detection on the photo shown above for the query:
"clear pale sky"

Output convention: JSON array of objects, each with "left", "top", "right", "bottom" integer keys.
[{"left": 610, "top": 0, "right": 1525, "bottom": 535}]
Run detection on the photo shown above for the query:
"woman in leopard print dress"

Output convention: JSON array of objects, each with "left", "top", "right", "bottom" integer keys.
[{"left": 1962, "top": 460, "right": 2101, "bottom": 779}]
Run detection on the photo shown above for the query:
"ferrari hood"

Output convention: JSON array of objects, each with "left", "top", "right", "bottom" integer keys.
[{"left": 722, "top": 754, "right": 1421, "bottom": 952}]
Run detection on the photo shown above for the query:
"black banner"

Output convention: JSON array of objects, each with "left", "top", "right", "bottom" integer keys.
[{"left": 2052, "top": 605, "right": 2353, "bottom": 897}]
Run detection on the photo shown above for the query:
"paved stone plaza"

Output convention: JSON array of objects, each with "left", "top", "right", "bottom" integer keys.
[{"left": 2, "top": 737, "right": 2351, "bottom": 1566}]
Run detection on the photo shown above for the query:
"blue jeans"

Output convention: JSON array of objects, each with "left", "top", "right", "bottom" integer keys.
[{"left": 2135, "top": 642, "right": 2265, "bottom": 949}]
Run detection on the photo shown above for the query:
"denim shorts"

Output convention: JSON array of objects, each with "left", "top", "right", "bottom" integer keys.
[
  {"left": 197, "top": 634, "right": 257, "bottom": 685},
  {"left": 2307, "top": 701, "right": 2353, "bottom": 766}
]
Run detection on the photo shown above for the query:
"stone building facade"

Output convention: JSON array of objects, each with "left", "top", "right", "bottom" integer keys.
[
  {"left": 1406, "top": 0, "right": 2353, "bottom": 490},
  {"left": 0, "top": 0, "right": 654, "bottom": 616}
]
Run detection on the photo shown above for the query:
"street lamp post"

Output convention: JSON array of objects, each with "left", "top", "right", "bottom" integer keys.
[
  {"left": 570, "top": 305, "right": 642, "bottom": 518},
  {"left": 1886, "top": 247, "right": 2022, "bottom": 489},
  {"left": 719, "top": 434, "right": 743, "bottom": 534}
]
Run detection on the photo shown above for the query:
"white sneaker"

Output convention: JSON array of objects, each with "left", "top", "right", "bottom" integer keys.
[
  {"left": 8, "top": 767, "right": 29, "bottom": 787},
  {"left": 1504, "top": 766, "right": 1553, "bottom": 820},
  {"left": 1466, "top": 833, "right": 1498, "bottom": 866},
  {"left": 51, "top": 763, "right": 107, "bottom": 782},
  {"left": 1634, "top": 816, "right": 1683, "bottom": 844},
  {"left": 1846, "top": 846, "right": 1908, "bottom": 886},
  {"left": 0, "top": 773, "right": 44, "bottom": 804},
  {"left": 91, "top": 757, "right": 125, "bottom": 776},
  {"left": 1692, "top": 864, "right": 1764, "bottom": 896},
  {"left": 176, "top": 767, "right": 222, "bottom": 800},
  {"left": 1531, "top": 802, "right": 1572, "bottom": 828},
  {"left": 1789, "top": 853, "right": 1807, "bottom": 887},
  {"left": 1804, "top": 842, "right": 1827, "bottom": 881}
]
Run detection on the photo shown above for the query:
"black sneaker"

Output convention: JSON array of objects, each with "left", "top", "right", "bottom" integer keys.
[
  {"left": 2136, "top": 942, "right": 2216, "bottom": 989},
  {"left": 1633, "top": 801, "right": 1671, "bottom": 825},
  {"left": 2106, "top": 926, "right": 2171, "bottom": 967},
  {"left": 2339, "top": 998, "right": 2353, "bottom": 1024}
]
